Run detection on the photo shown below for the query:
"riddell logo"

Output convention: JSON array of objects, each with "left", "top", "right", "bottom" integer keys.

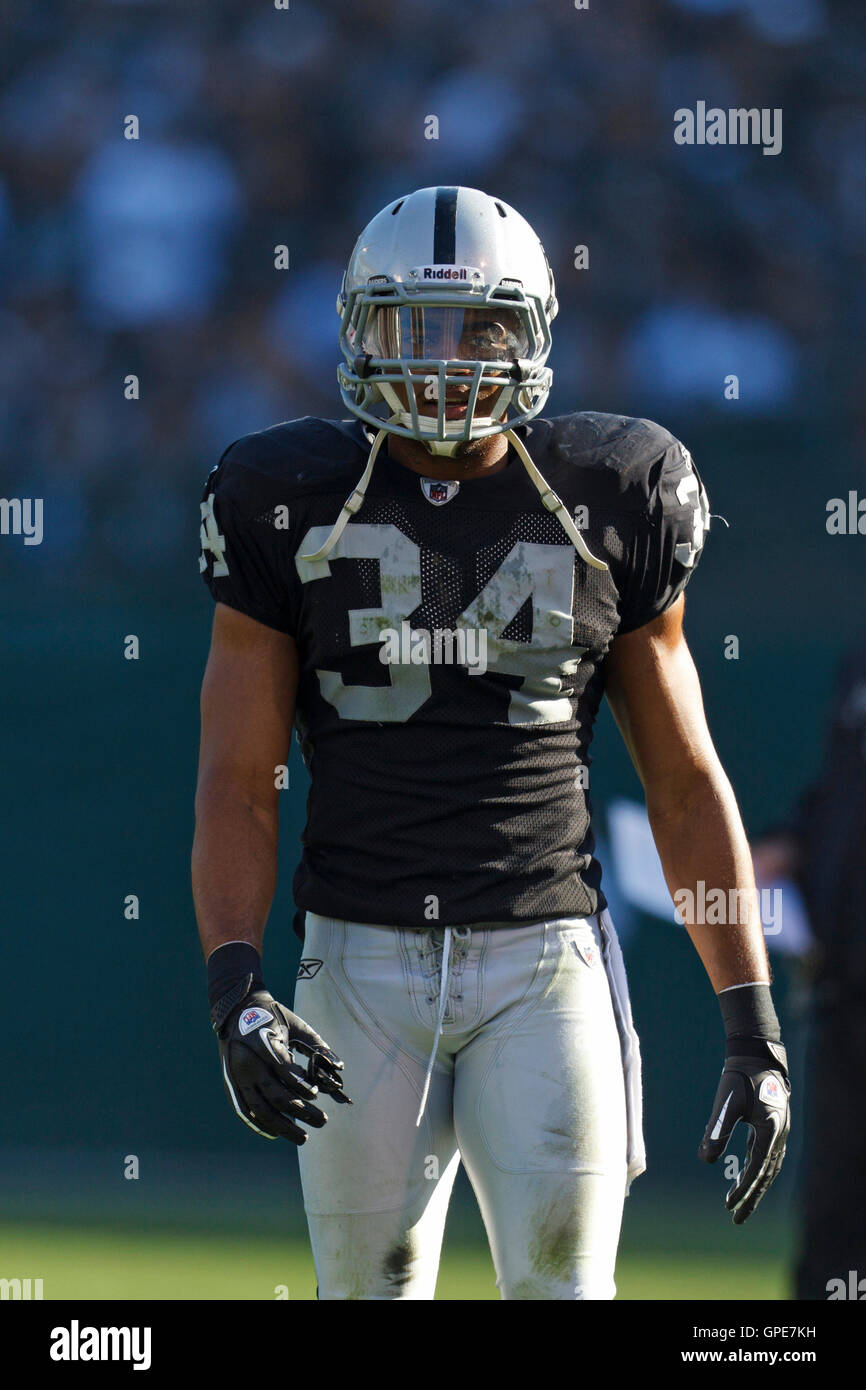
[{"left": 417, "top": 265, "right": 479, "bottom": 281}]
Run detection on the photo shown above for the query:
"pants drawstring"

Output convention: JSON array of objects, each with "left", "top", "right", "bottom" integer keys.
[{"left": 415, "top": 926, "right": 453, "bottom": 1127}]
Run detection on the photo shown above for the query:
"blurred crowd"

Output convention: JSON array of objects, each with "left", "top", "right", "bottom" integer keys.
[{"left": 0, "top": 0, "right": 863, "bottom": 575}]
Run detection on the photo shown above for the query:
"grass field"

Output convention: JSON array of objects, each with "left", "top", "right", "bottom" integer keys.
[{"left": 0, "top": 1213, "right": 792, "bottom": 1300}]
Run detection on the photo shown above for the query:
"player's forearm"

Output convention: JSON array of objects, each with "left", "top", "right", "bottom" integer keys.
[
  {"left": 647, "top": 764, "right": 770, "bottom": 993},
  {"left": 192, "top": 774, "right": 280, "bottom": 960}
]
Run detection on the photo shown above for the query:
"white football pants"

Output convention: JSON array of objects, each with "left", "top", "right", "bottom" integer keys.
[{"left": 294, "top": 909, "right": 645, "bottom": 1300}]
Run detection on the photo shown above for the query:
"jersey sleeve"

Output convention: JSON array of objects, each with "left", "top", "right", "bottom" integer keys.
[
  {"left": 198, "top": 445, "right": 300, "bottom": 636},
  {"left": 617, "top": 437, "right": 710, "bottom": 635}
]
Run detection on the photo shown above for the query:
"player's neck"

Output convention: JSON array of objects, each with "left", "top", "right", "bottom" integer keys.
[{"left": 385, "top": 430, "right": 510, "bottom": 481}]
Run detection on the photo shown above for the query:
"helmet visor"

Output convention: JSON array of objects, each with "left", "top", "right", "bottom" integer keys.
[{"left": 360, "top": 304, "right": 531, "bottom": 363}]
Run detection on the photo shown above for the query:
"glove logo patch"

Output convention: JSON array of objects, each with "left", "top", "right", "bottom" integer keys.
[
  {"left": 758, "top": 1074, "right": 785, "bottom": 1107},
  {"left": 238, "top": 1007, "right": 273, "bottom": 1036},
  {"left": 297, "top": 959, "right": 323, "bottom": 979}
]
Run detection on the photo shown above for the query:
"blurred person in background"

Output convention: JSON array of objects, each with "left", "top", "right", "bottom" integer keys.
[{"left": 753, "top": 635, "right": 866, "bottom": 1300}]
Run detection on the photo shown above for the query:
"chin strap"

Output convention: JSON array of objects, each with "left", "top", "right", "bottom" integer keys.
[
  {"left": 298, "top": 427, "right": 388, "bottom": 562},
  {"left": 300, "top": 422, "right": 609, "bottom": 571},
  {"left": 504, "top": 429, "right": 609, "bottom": 571}
]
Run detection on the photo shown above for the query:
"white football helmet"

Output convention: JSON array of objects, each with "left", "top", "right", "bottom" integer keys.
[
  {"left": 303, "top": 187, "right": 605, "bottom": 571},
  {"left": 337, "top": 186, "right": 558, "bottom": 457}
]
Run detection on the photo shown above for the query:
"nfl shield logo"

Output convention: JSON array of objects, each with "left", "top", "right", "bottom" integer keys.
[
  {"left": 421, "top": 477, "right": 460, "bottom": 506},
  {"left": 572, "top": 940, "right": 598, "bottom": 969}
]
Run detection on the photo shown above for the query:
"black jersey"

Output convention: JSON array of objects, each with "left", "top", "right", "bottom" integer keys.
[{"left": 199, "top": 412, "right": 708, "bottom": 928}]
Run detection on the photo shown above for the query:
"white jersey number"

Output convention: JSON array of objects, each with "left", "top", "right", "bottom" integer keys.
[
  {"left": 296, "top": 523, "right": 582, "bottom": 725},
  {"left": 674, "top": 460, "right": 710, "bottom": 570}
]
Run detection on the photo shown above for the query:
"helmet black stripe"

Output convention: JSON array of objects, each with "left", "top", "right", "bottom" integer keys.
[{"left": 433, "top": 186, "right": 458, "bottom": 264}]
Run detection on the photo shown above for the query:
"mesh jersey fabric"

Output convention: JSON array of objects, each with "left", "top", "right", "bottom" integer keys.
[{"left": 199, "top": 411, "right": 708, "bottom": 928}]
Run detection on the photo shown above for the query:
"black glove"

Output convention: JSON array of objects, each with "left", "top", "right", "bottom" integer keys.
[
  {"left": 209, "top": 944, "right": 351, "bottom": 1144},
  {"left": 699, "top": 1037, "right": 790, "bottom": 1224}
]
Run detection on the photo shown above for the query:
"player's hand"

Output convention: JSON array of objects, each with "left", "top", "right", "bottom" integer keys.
[
  {"left": 212, "top": 981, "right": 352, "bottom": 1144},
  {"left": 698, "top": 1039, "right": 790, "bottom": 1224}
]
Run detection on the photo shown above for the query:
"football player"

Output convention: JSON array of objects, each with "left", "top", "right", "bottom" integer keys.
[{"left": 193, "top": 186, "right": 790, "bottom": 1300}]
